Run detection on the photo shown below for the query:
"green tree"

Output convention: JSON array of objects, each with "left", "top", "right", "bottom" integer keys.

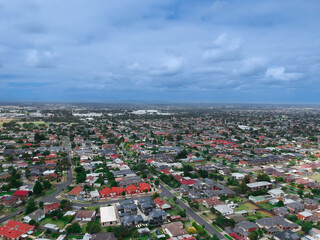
[
  {"left": 248, "top": 231, "right": 258, "bottom": 240},
  {"left": 66, "top": 222, "right": 81, "bottom": 234},
  {"left": 86, "top": 220, "right": 101, "bottom": 234},
  {"left": 25, "top": 197, "right": 38, "bottom": 214},
  {"left": 33, "top": 181, "right": 43, "bottom": 195},
  {"left": 257, "top": 173, "right": 270, "bottom": 182},
  {"left": 43, "top": 181, "right": 52, "bottom": 189}
]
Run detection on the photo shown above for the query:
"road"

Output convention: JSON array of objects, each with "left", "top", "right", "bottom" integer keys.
[
  {"left": 0, "top": 137, "right": 73, "bottom": 223},
  {"left": 160, "top": 184, "right": 225, "bottom": 239}
]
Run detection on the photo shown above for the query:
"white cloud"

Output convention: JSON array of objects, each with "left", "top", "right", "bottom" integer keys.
[
  {"left": 203, "top": 34, "right": 242, "bottom": 62},
  {"left": 128, "top": 62, "right": 142, "bottom": 71},
  {"left": 233, "top": 57, "right": 266, "bottom": 76},
  {"left": 265, "top": 67, "right": 302, "bottom": 81},
  {"left": 149, "top": 57, "right": 183, "bottom": 76},
  {"left": 26, "top": 49, "right": 57, "bottom": 68}
]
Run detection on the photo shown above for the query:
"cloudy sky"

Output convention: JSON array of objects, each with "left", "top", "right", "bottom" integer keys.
[{"left": 0, "top": 0, "right": 319, "bottom": 103}]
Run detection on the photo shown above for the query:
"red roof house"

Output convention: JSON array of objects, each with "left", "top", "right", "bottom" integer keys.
[
  {"left": 44, "top": 203, "right": 60, "bottom": 214},
  {"left": 13, "top": 190, "right": 29, "bottom": 199},
  {"left": 69, "top": 186, "right": 83, "bottom": 197},
  {"left": 0, "top": 220, "right": 34, "bottom": 240},
  {"left": 125, "top": 185, "right": 139, "bottom": 195},
  {"left": 139, "top": 183, "right": 151, "bottom": 193}
]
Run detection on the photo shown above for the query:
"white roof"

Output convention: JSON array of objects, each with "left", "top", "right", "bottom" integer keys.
[
  {"left": 231, "top": 173, "right": 245, "bottom": 177},
  {"left": 268, "top": 189, "right": 284, "bottom": 195},
  {"left": 247, "top": 181, "right": 272, "bottom": 188},
  {"left": 214, "top": 204, "right": 233, "bottom": 214},
  {"left": 298, "top": 211, "right": 313, "bottom": 217},
  {"left": 100, "top": 206, "right": 118, "bottom": 223}
]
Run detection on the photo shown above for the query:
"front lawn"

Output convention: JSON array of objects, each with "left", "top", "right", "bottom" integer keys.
[{"left": 258, "top": 202, "right": 274, "bottom": 210}]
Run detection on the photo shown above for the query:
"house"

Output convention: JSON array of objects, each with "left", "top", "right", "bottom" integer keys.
[
  {"left": 202, "top": 197, "right": 222, "bottom": 209},
  {"left": 246, "top": 181, "right": 272, "bottom": 192},
  {"left": 44, "top": 223, "right": 60, "bottom": 233},
  {"left": 274, "top": 230, "right": 301, "bottom": 240},
  {"left": 76, "top": 210, "right": 96, "bottom": 222},
  {"left": 309, "top": 228, "right": 320, "bottom": 239},
  {"left": 90, "top": 233, "right": 118, "bottom": 240},
  {"left": 233, "top": 221, "right": 258, "bottom": 239},
  {"left": 23, "top": 209, "right": 45, "bottom": 223},
  {"left": 161, "top": 221, "right": 187, "bottom": 238},
  {"left": 99, "top": 187, "right": 125, "bottom": 198},
  {"left": 231, "top": 173, "right": 245, "bottom": 180},
  {"left": 304, "top": 198, "right": 318, "bottom": 211},
  {"left": 1, "top": 195, "right": 20, "bottom": 206},
  {"left": 44, "top": 203, "right": 60, "bottom": 214},
  {"left": 125, "top": 185, "right": 139, "bottom": 195},
  {"left": 148, "top": 209, "right": 167, "bottom": 226},
  {"left": 287, "top": 202, "right": 305, "bottom": 214},
  {"left": 0, "top": 220, "right": 35, "bottom": 240},
  {"left": 137, "top": 197, "right": 156, "bottom": 215},
  {"left": 13, "top": 190, "right": 29, "bottom": 200},
  {"left": 139, "top": 183, "right": 151, "bottom": 193},
  {"left": 121, "top": 214, "right": 144, "bottom": 227},
  {"left": 256, "top": 216, "right": 299, "bottom": 234},
  {"left": 268, "top": 189, "right": 285, "bottom": 198},
  {"left": 100, "top": 206, "right": 120, "bottom": 227},
  {"left": 69, "top": 186, "right": 83, "bottom": 197},
  {"left": 214, "top": 204, "right": 234, "bottom": 216},
  {"left": 180, "top": 185, "right": 189, "bottom": 195},
  {"left": 273, "top": 207, "right": 290, "bottom": 217},
  {"left": 297, "top": 211, "right": 313, "bottom": 221},
  {"left": 154, "top": 197, "right": 171, "bottom": 210}
]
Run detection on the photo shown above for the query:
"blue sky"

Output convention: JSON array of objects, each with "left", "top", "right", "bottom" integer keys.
[{"left": 0, "top": 0, "right": 319, "bottom": 103}]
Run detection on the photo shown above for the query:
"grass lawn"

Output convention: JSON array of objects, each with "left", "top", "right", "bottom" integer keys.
[
  {"left": 44, "top": 189, "right": 57, "bottom": 197},
  {"left": 257, "top": 210, "right": 273, "bottom": 218},
  {"left": 236, "top": 202, "right": 259, "bottom": 211},
  {"left": 17, "top": 121, "right": 49, "bottom": 126},
  {"left": 182, "top": 161, "right": 207, "bottom": 167},
  {"left": 0, "top": 192, "right": 14, "bottom": 196},
  {"left": 258, "top": 202, "right": 274, "bottom": 210},
  {"left": 40, "top": 217, "right": 66, "bottom": 229}
]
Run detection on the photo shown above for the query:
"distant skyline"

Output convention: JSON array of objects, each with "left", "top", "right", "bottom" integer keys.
[{"left": 0, "top": 0, "right": 319, "bottom": 103}]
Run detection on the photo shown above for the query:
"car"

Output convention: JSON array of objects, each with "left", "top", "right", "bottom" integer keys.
[
  {"left": 17, "top": 210, "right": 23, "bottom": 214},
  {"left": 156, "top": 230, "right": 161, "bottom": 235}
]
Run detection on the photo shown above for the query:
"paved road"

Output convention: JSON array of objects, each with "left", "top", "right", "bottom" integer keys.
[
  {"left": 0, "top": 137, "right": 73, "bottom": 223},
  {"left": 160, "top": 184, "right": 226, "bottom": 239}
]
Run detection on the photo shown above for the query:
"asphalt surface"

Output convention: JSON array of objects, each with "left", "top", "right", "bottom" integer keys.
[
  {"left": 160, "top": 184, "right": 226, "bottom": 239},
  {"left": 0, "top": 137, "right": 73, "bottom": 223}
]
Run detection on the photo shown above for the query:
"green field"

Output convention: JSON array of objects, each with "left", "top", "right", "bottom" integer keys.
[
  {"left": 236, "top": 202, "right": 259, "bottom": 211},
  {"left": 40, "top": 217, "right": 66, "bottom": 229}
]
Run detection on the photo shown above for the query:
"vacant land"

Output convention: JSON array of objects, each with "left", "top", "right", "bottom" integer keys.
[{"left": 236, "top": 202, "right": 259, "bottom": 211}]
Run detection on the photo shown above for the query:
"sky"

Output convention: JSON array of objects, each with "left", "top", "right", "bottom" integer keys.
[{"left": 0, "top": 0, "right": 320, "bottom": 103}]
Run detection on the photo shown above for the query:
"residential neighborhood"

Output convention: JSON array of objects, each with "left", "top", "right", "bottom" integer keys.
[{"left": 1, "top": 103, "right": 320, "bottom": 240}]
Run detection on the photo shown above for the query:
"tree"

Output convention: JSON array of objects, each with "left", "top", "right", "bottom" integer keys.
[
  {"left": 297, "top": 184, "right": 305, "bottom": 190},
  {"left": 43, "top": 181, "right": 52, "bottom": 189},
  {"left": 33, "top": 181, "right": 43, "bottom": 195},
  {"left": 297, "top": 189, "right": 304, "bottom": 197},
  {"left": 242, "top": 175, "right": 251, "bottom": 184},
  {"left": 240, "top": 182, "right": 248, "bottom": 194},
  {"left": 301, "top": 221, "right": 313, "bottom": 234},
  {"left": 248, "top": 231, "right": 258, "bottom": 240},
  {"left": 257, "top": 173, "right": 270, "bottom": 182},
  {"left": 187, "top": 226, "right": 197, "bottom": 234},
  {"left": 277, "top": 200, "right": 284, "bottom": 207},
  {"left": 60, "top": 199, "right": 72, "bottom": 211},
  {"left": 66, "top": 222, "right": 81, "bottom": 234},
  {"left": 86, "top": 220, "right": 101, "bottom": 234},
  {"left": 25, "top": 197, "right": 38, "bottom": 214},
  {"left": 155, "top": 179, "right": 160, "bottom": 186},
  {"left": 39, "top": 201, "right": 44, "bottom": 209}
]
